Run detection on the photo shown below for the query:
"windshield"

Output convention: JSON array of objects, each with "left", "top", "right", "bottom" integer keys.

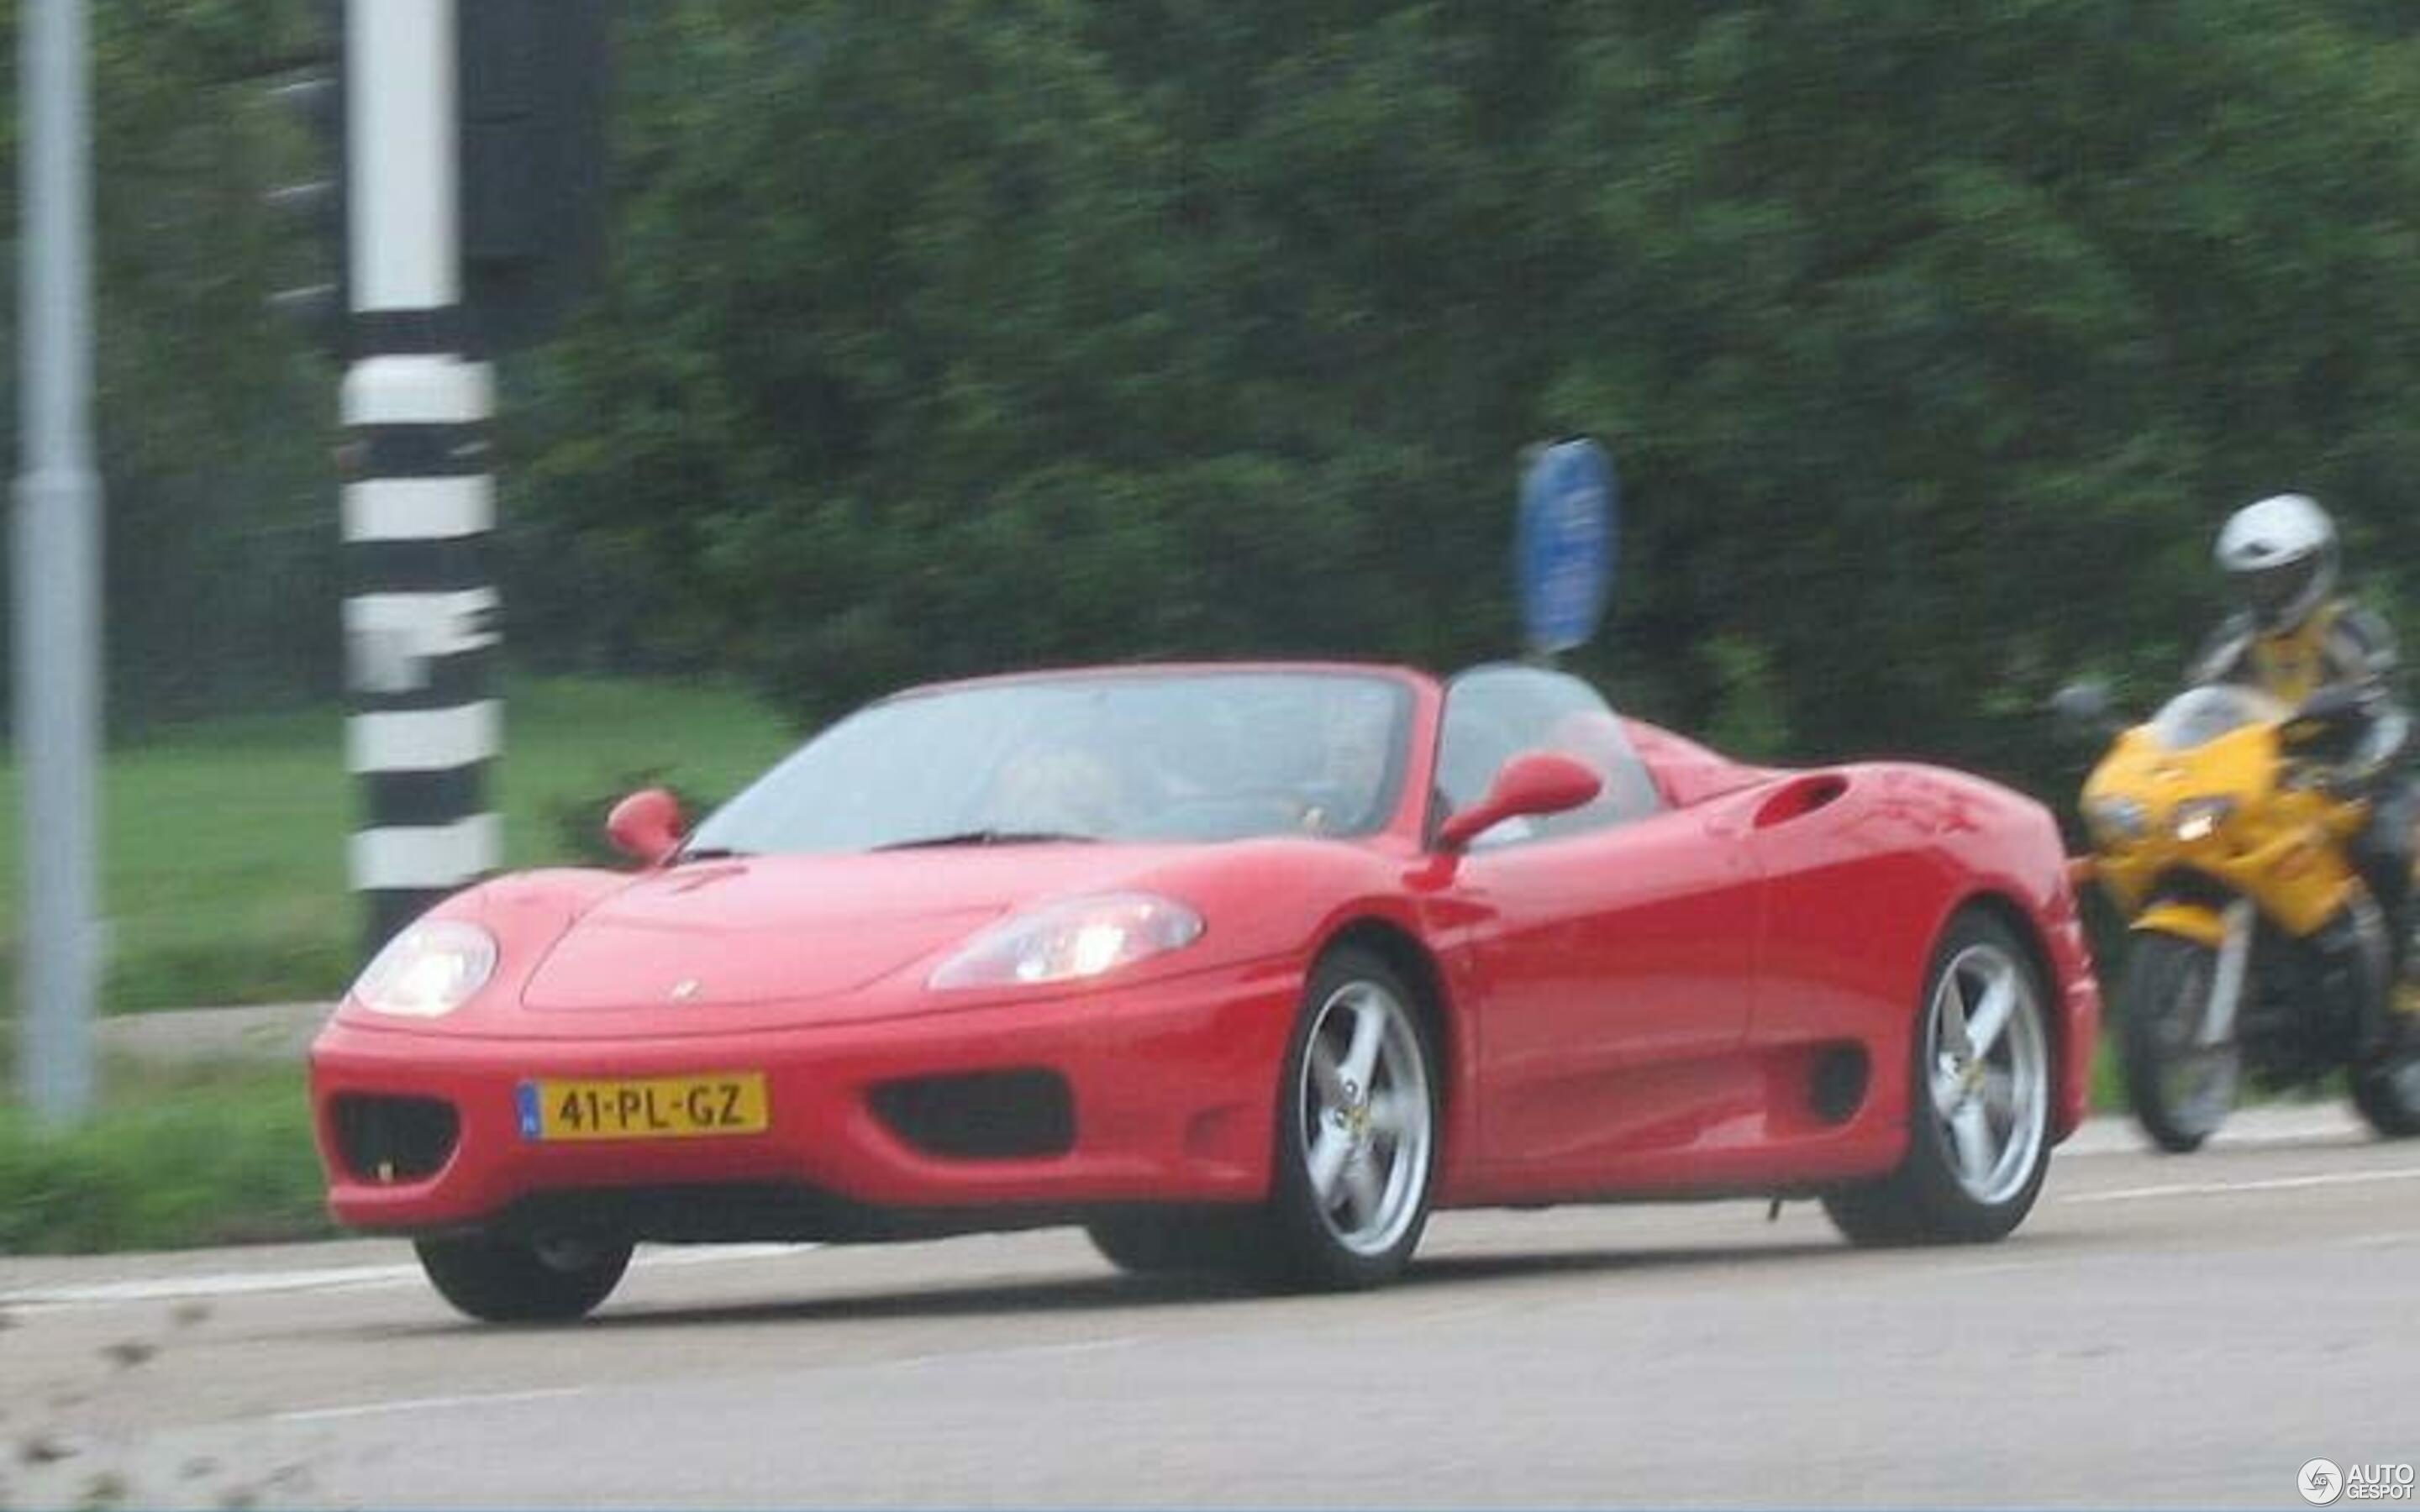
[
  {"left": 686, "top": 671, "right": 1414, "bottom": 853},
  {"left": 2149, "top": 685, "right": 2285, "bottom": 752}
]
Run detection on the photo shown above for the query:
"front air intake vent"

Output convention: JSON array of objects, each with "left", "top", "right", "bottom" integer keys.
[
  {"left": 869, "top": 1068, "right": 1075, "bottom": 1160},
  {"left": 332, "top": 1094, "right": 460, "bottom": 1182},
  {"left": 1810, "top": 1047, "right": 1870, "bottom": 1126}
]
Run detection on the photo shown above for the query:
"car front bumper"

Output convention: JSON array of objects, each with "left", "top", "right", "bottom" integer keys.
[{"left": 309, "top": 962, "right": 1301, "bottom": 1236}]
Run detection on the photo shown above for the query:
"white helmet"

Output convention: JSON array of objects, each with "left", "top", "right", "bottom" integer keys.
[{"left": 2215, "top": 493, "right": 2338, "bottom": 632}]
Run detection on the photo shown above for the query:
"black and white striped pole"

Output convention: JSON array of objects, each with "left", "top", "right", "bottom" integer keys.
[{"left": 342, "top": 0, "right": 498, "bottom": 954}]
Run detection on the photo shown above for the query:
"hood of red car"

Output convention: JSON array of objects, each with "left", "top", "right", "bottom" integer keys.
[{"left": 518, "top": 846, "right": 1185, "bottom": 1012}]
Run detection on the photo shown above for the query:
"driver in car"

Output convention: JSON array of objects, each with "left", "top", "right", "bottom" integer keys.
[
  {"left": 1302, "top": 690, "right": 1396, "bottom": 835},
  {"left": 986, "top": 739, "right": 1132, "bottom": 838},
  {"left": 2191, "top": 493, "right": 2414, "bottom": 963}
]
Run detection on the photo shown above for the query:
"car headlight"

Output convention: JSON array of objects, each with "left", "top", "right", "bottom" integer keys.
[
  {"left": 929, "top": 893, "right": 1204, "bottom": 990},
  {"left": 350, "top": 920, "right": 498, "bottom": 1017},
  {"left": 2086, "top": 795, "right": 2149, "bottom": 842},
  {"left": 2171, "top": 796, "right": 2236, "bottom": 843}
]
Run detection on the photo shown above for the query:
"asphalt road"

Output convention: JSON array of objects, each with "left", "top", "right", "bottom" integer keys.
[{"left": 4, "top": 1108, "right": 2415, "bottom": 1509}]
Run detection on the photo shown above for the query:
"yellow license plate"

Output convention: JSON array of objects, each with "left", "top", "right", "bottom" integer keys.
[{"left": 517, "top": 1074, "right": 769, "bottom": 1141}]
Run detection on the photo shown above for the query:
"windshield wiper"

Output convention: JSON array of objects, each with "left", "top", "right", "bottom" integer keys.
[
  {"left": 871, "top": 829, "right": 1099, "bottom": 851},
  {"left": 674, "top": 845, "right": 754, "bottom": 864}
]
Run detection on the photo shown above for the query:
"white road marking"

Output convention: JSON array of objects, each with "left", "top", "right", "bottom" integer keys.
[
  {"left": 274, "top": 1387, "right": 591, "bottom": 1424},
  {"left": 0, "top": 1242, "right": 818, "bottom": 1310},
  {"left": 2333, "top": 1230, "right": 2420, "bottom": 1248},
  {"left": 1925, "top": 1258, "right": 2047, "bottom": 1280},
  {"left": 880, "top": 1336, "right": 1140, "bottom": 1372},
  {"left": 6, "top": 1135, "right": 2407, "bottom": 1315},
  {"left": 2061, "top": 1165, "right": 2420, "bottom": 1205},
  {"left": 0, "top": 1262, "right": 430, "bottom": 1308},
  {"left": 626, "top": 1242, "right": 818, "bottom": 1270}
]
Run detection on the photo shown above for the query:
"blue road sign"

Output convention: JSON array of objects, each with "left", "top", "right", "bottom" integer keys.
[{"left": 1516, "top": 438, "right": 1618, "bottom": 654}]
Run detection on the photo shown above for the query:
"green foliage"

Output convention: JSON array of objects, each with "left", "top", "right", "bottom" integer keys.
[
  {"left": 0, "top": 1068, "right": 331, "bottom": 1253},
  {"left": 1701, "top": 634, "right": 1791, "bottom": 761},
  {"left": 496, "top": 0, "right": 2420, "bottom": 803},
  {"left": 19, "top": 0, "right": 2420, "bottom": 802},
  {"left": 0, "top": 0, "right": 345, "bottom": 725},
  {"left": 0, "top": 677, "right": 798, "bottom": 1016}
]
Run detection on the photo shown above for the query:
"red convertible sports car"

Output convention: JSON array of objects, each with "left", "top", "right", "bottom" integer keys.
[{"left": 311, "top": 660, "right": 2102, "bottom": 1321}]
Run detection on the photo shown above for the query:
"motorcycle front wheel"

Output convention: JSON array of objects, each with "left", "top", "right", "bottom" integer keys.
[
  {"left": 2348, "top": 924, "right": 2420, "bottom": 1138},
  {"left": 2352, "top": 1054, "right": 2420, "bottom": 1137},
  {"left": 2120, "top": 932, "right": 2241, "bottom": 1153}
]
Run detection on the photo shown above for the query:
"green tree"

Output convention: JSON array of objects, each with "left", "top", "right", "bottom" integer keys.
[{"left": 22, "top": 0, "right": 2420, "bottom": 811}]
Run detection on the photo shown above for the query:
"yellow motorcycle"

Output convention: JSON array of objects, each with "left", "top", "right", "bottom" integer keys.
[{"left": 2059, "top": 680, "right": 2420, "bottom": 1150}]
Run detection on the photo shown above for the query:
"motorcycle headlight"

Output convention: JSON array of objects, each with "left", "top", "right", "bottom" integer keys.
[
  {"left": 929, "top": 893, "right": 1204, "bottom": 990},
  {"left": 350, "top": 920, "right": 498, "bottom": 1018},
  {"left": 2086, "top": 795, "right": 2149, "bottom": 842},
  {"left": 2171, "top": 796, "right": 2236, "bottom": 843}
]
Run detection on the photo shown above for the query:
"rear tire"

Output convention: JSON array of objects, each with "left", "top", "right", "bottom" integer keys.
[
  {"left": 415, "top": 1233, "right": 632, "bottom": 1323},
  {"left": 2119, "top": 932, "right": 2238, "bottom": 1153},
  {"left": 1824, "top": 911, "right": 2054, "bottom": 1247}
]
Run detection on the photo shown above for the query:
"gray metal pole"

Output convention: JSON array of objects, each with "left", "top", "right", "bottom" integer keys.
[{"left": 13, "top": 0, "right": 103, "bottom": 1124}]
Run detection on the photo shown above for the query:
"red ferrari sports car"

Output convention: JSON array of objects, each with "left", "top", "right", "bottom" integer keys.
[{"left": 311, "top": 660, "right": 2102, "bottom": 1321}]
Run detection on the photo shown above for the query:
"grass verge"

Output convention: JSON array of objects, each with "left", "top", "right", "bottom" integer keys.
[
  {"left": 0, "top": 675, "right": 800, "bottom": 1015},
  {"left": 0, "top": 1063, "right": 332, "bottom": 1254},
  {"left": 2089, "top": 1042, "right": 2123, "bottom": 1112}
]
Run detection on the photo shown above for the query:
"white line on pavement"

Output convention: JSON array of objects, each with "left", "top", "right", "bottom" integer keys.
[
  {"left": 1924, "top": 1258, "right": 2047, "bottom": 1280},
  {"left": 0, "top": 1242, "right": 819, "bottom": 1310},
  {"left": 627, "top": 1242, "right": 819, "bottom": 1270},
  {"left": 274, "top": 1387, "right": 592, "bottom": 1424},
  {"left": 2061, "top": 1165, "right": 2420, "bottom": 1205},
  {"left": 880, "top": 1336, "right": 1141, "bottom": 1372},
  {"left": 2333, "top": 1230, "right": 2420, "bottom": 1248},
  {"left": 0, "top": 1262, "right": 429, "bottom": 1307}
]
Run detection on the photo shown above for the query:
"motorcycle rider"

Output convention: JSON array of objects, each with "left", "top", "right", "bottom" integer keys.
[{"left": 2189, "top": 493, "right": 2416, "bottom": 971}]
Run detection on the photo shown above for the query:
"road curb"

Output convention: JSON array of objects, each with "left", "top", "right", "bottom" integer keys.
[{"left": 95, "top": 1001, "right": 335, "bottom": 1067}]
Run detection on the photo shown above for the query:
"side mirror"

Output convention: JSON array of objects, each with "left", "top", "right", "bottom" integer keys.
[
  {"left": 1436, "top": 751, "right": 1603, "bottom": 851},
  {"left": 606, "top": 788, "right": 686, "bottom": 866}
]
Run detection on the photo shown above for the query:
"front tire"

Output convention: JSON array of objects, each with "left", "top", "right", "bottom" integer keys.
[
  {"left": 1250, "top": 946, "right": 1441, "bottom": 1290},
  {"left": 1824, "top": 912, "right": 2055, "bottom": 1247},
  {"left": 2351, "top": 1053, "right": 2420, "bottom": 1138},
  {"left": 2351, "top": 951, "right": 2420, "bottom": 1137},
  {"left": 415, "top": 1233, "right": 632, "bottom": 1323},
  {"left": 2119, "top": 932, "right": 2239, "bottom": 1153}
]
